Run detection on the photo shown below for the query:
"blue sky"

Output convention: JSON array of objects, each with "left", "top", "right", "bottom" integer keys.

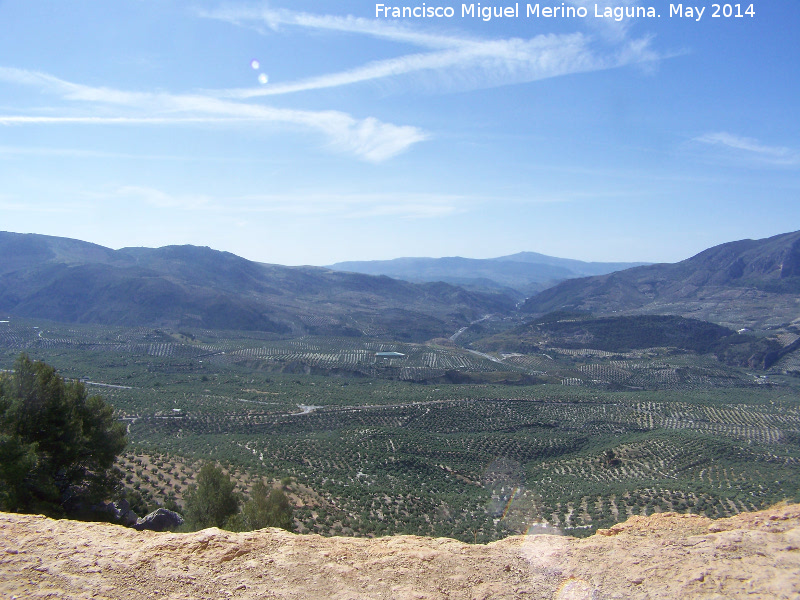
[{"left": 1, "top": 1, "right": 797, "bottom": 265}]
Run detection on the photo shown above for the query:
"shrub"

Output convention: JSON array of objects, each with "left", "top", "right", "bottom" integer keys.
[
  {"left": 183, "top": 463, "right": 240, "bottom": 529},
  {"left": 241, "top": 481, "right": 293, "bottom": 531}
]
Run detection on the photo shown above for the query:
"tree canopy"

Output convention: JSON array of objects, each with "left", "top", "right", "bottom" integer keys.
[
  {"left": 241, "top": 480, "right": 293, "bottom": 531},
  {"left": 182, "top": 464, "right": 294, "bottom": 532},
  {"left": 183, "top": 462, "right": 241, "bottom": 529},
  {"left": 0, "top": 353, "right": 127, "bottom": 516}
]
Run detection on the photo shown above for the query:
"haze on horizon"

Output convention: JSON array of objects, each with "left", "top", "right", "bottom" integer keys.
[{"left": 0, "top": 1, "right": 798, "bottom": 266}]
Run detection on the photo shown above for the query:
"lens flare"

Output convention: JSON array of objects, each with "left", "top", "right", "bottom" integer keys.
[
  {"left": 525, "top": 521, "right": 561, "bottom": 536},
  {"left": 554, "top": 578, "right": 597, "bottom": 599},
  {"left": 250, "top": 59, "right": 260, "bottom": 70},
  {"left": 258, "top": 73, "right": 269, "bottom": 85},
  {"left": 501, "top": 487, "right": 521, "bottom": 520}
]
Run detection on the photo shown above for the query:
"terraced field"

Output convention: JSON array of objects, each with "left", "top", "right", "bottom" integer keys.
[{"left": 1, "top": 318, "right": 799, "bottom": 541}]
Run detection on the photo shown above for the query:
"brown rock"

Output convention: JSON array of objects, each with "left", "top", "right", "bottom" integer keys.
[{"left": 1, "top": 505, "right": 799, "bottom": 599}]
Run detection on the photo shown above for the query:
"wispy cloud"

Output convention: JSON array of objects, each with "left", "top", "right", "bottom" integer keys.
[
  {"left": 233, "top": 191, "right": 467, "bottom": 219},
  {"left": 0, "top": 116, "right": 235, "bottom": 125},
  {"left": 568, "top": 1, "right": 644, "bottom": 42},
  {"left": 221, "top": 34, "right": 634, "bottom": 99},
  {"left": 346, "top": 202, "right": 458, "bottom": 219},
  {"left": 114, "top": 186, "right": 213, "bottom": 210},
  {"left": 0, "top": 67, "right": 427, "bottom": 162},
  {"left": 0, "top": 4, "right": 667, "bottom": 162},
  {"left": 0, "top": 144, "right": 266, "bottom": 162},
  {"left": 199, "top": 6, "right": 463, "bottom": 49},
  {"left": 201, "top": 5, "right": 665, "bottom": 99},
  {"left": 0, "top": 200, "right": 78, "bottom": 213},
  {"left": 694, "top": 132, "right": 800, "bottom": 168},
  {"left": 97, "top": 186, "right": 467, "bottom": 219}
]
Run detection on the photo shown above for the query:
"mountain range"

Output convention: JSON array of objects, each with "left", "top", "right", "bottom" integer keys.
[
  {"left": 329, "top": 253, "right": 647, "bottom": 297},
  {"left": 521, "top": 230, "right": 800, "bottom": 329},
  {"left": 1, "top": 229, "right": 798, "bottom": 338},
  {"left": 0, "top": 232, "right": 513, "bottom": 341}
]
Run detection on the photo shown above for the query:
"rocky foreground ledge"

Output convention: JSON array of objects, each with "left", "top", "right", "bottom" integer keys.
[{"left": 2, "top": 505, "right": 799, "bottom": 600}]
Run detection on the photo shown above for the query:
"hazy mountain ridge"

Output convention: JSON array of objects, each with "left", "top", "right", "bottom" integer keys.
[
  {"left": 0, "top": 232, "right": 514, "bottom": 340},
  {"left": 329, "top": 253, "right": 648, "bottom": 297},
  {"left": 521, "top": 230, "right": 800, "bottom": 329},
  {"left": 0, "top": 231, "right": 117, "bottom": 276},
  {"left": 2, "top": 230, "right": 798, "bottom": 338}
]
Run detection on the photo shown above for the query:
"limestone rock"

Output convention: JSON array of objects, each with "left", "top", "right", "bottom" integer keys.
[
  {"left": 1, "top": 504, "right": 799, "bottom": 599},
  {"left": 133, "top": 507, "right": 184, "bottom": 531},
  {"left": 93, "top": 499, "right": 139, "bottom": 527}
]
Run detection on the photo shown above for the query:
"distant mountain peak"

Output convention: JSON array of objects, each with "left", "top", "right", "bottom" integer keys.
[{"left": 328, "top": 253, "right": 648, "bottom": 297}]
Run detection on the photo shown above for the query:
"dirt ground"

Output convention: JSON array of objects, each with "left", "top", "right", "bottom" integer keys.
[{"left": 1, "top": 504, "right": 799, "bottom": 599}]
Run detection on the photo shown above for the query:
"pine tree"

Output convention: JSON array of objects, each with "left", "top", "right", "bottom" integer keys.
[
  {"left": 183, "top": 463, "right": 240, "bottom": 529},
  {"left": 0, "top": 354, "right": 127, "bottom": 515}
]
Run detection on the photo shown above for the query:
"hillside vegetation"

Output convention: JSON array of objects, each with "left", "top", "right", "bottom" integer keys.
[
  {"left": 1, "top": 230, "right": 799, "bottom": 546},
  {"left": 2, "top": 319, "right": 799, "bottom": 542},
  {"left": 479, "top": 313, "right": 735, "bottom": 354}
]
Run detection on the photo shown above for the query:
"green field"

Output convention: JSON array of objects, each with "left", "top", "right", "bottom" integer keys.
[{"left": 1, "top": 317, "right": 798, "bottom": 541}]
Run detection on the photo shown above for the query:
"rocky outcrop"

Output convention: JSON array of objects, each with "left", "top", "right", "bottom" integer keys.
[
  {"left": 1, "top": 504, "right": 799, "bottom": 599},
  {"left": 94, "top": 499, "right": 139, "bottom": 527},
  {"left": 133, "top": 507, "right": 184, "bottom": 532}
]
